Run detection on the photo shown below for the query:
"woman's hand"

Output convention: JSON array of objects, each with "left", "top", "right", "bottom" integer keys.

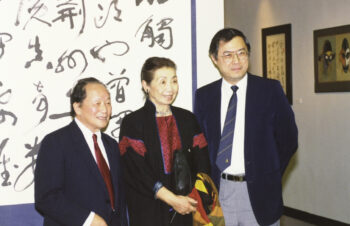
[
  {"left": 171, "top": 195, "right": 197, "bottom": 215},
  {"left": 156, "top": 187, "right": 197, "bottom": 215}
]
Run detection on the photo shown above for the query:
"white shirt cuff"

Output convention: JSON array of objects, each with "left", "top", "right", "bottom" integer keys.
[{"left": 83, "top": 211, "right": 95, "bottom": 226}]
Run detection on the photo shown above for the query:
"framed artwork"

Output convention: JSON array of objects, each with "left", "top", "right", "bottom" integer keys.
[
  {"left": 262, "top": 24, "right": 292, "bottom": 104},
  {"left": 314, "top": 24, "right": 350, "bottom": 92}
]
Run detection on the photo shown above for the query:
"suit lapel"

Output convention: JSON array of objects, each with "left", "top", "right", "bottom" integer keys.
[
  {"left": 68, "top": 121, "right": 110, "bottom": 196},
  {"left": 207, "top": 79, "right": 222, "bottom": 160},
  {"left": 244, "top": 74, "right": 260, "bottom": 162}
]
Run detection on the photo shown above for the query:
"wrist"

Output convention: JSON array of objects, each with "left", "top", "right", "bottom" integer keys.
[
  {"left": 156, "top": 187, "right": 177, "bottom": 207},
  {"left": 153, "top": 181, "right": 164, "bottom": 199}
]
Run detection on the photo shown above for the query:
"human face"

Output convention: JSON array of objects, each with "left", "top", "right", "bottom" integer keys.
[
  {"left": 142, "top": 67, "right": 178, "bottom": 111},
  {"left": 211, "top": 36, "right": 249, "bottom": 85},
  {"left": 73, "top": 83, "right": 111, "bottom": 133}
]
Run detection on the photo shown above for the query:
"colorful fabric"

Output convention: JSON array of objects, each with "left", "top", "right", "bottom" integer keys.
[
  {"left": 119, "top": 136, "right": 147, "bottom": 157},
  {"left": 156, "top": 115, "right": 182, "bottom": 174},
  {"left": 193, "top": 133, "right": 208, "bottom": 149},
  {"left": 189, "top": 173, "right": 225, "bottom": 226}
]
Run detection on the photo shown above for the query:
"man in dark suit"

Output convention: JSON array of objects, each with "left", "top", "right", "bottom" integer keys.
[
  {"left": 35, "top": 77, "right": 128, "bottom": 226},
  {"left": 194, "top": 28, "right": 298, "bottom": 226}
]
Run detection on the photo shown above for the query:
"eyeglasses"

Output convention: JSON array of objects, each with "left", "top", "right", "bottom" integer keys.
[{"left": 220, "top": 49, "right": 249, "bottom": 62}]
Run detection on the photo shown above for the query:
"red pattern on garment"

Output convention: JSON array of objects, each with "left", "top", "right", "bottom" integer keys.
[
  {"left": 119, "top": 136, "right": 147, "bottom": 157},
  {"left": 156, "top": 116, "right": 182, "bottom": 174},
  {"left": 189, "top": 187, "right": 211, "bottom": 224},
  {"left": 193, "top": 133, "right": 208, "bottom": 149}
]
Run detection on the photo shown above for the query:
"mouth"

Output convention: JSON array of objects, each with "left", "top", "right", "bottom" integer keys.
[
  {"left": 231, "top": 67, "right": 242, "bottom": 72},
  {"left": 97, "top": 116, "right": 109, "bottom": 121},
  {"left": 163, "top": 95, "right": 174, "bottom": 101}
]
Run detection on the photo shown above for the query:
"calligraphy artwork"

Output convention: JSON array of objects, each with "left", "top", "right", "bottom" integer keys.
[
  {"left": 262, "top": 24, "right": 292, "bottom": 104},
  {"left": 0, "top": 0, "right": 194, "bottom": 208},
  {"left": 266, "top": 34, "right": 286, "bottom": 92}
]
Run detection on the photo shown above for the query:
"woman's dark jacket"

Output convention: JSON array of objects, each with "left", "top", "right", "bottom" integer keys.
[{"left": 119, "top": 100, "right": 210, "bottom": 226}]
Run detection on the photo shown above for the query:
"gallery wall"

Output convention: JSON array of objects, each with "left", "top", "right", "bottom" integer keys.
[{"left": 223, "top": 0, "right": 350, "bottom": 224}]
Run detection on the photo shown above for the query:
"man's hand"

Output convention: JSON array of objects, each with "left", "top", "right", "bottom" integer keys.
[{"left": 91, "top": 214, "right": 107, "bottom": 226}]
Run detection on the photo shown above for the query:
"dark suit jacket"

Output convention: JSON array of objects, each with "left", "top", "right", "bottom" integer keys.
[
  {"left": 35, "top": 121, "right": 128, "bottom": 226},
  {"left": 194, "top": 74, "right": 298, "bottom": 226}
]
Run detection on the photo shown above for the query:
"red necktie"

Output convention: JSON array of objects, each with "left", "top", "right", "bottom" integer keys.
[{"left": 92, "top": 134, "right": 115, "bottom": 210}]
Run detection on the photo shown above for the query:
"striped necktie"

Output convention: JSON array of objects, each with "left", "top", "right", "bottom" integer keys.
[{"left": 216, "top": 85, "right": 238, "bottom": 172}]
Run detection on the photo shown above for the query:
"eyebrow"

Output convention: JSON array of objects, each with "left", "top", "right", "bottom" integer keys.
[
  {"left": 156, "top": 75, "right": 177, "bottom": 80},
  {"left": 223, "top": 48, "right": 246, "bottom": 53}
]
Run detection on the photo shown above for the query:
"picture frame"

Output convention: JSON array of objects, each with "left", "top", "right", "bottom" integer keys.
[
  {"left": 262, "top": 24, "right": 292, "bottom": 104},
  {"left": 314, "top": 24, "right": 350, "bottom": 92}
]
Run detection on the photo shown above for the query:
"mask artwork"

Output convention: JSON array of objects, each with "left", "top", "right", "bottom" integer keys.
[
  {"left": 318, "top": 40, "right": 335, "bottom": 74},
  {"left": 339, "top": 38, "right": 350, "bottom": 73}
]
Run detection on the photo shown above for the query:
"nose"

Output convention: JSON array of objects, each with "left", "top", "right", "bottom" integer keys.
[
  {"left": 165, "top": 82, "right": 174, "bottom": 93},
  {"left": 231, "top": 53, "right": 240, "bottom": 63},
  {"left": 99, "top": 102, "right": 108, "bottom": 113}
]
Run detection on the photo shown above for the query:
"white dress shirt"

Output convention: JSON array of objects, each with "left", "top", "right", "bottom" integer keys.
[
  {"left": 220, "top": 74, "right": 247, "bottom": 175},
  {"left": 75, "top": 118, "right": 111, "bottom": 168}
]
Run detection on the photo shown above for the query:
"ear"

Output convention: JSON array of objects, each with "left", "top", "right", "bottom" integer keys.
[
  {"left": 210, "top": 54, "right": 218, "bottom": 66},
  {"left": 73, "top": 102, "right": 82, "bottom": 116},
  {"left": 141, "top": 80, "right": 149, "bottom": 93}
]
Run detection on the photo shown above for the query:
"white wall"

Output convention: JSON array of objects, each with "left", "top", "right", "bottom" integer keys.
[
  {"left": 224, "top": 0, "right": 350, "bottom": 223},
  {"left": 195, "top": 0, "right": 224, "bottom": 88}
]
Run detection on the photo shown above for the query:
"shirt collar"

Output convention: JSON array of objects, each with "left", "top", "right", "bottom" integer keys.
[
  {"left": 222, "top": 73, "right": 248, "bottom": 93},
  {"left": 74, "top": 118, "right": 101, "bottom": 140}
]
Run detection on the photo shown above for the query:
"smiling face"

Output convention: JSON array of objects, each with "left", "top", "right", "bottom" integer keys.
[
  {"left": 211, "top": 36, "right": 249, "bottom": 85},
  {"left": 142, "top": 67, "right": 178, "bottom": 111},
  {"left": 73, "top": 83, "right": 111, "bottom": 133}
]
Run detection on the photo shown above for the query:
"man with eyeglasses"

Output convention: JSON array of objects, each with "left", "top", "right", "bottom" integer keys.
[{"left": 194, "top": 28, "right": 298, "bottom": 226}]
